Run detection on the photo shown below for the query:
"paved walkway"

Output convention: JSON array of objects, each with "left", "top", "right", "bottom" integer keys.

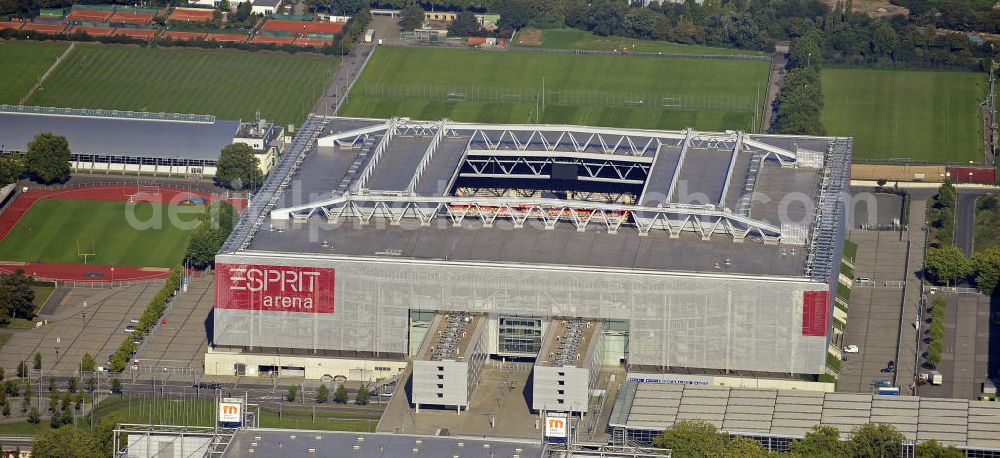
[
  {"left": 132, "top": 273, "right": 214, "bottom": 377},
  {"left": 313, "top": 42, "right": 374, "bottom": 117},
  {"left": 760, "top": 44, "right": 788, "bottom": 133},
  {"left": 895, "top": 198, "right": 927, "bottom": 395}
]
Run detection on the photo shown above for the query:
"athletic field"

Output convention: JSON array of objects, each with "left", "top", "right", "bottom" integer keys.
[
  {"left": 0, "top": 199, "right": 200, "bottom": 267},
  {"left": 517, "top": 28, "right": 766, "bottom": 56},
  {"left": 26, "top": 44, "right": 337, "bottom": 127},
  {"left": 340, "top": 47, "right": 770, "bottom": 131},
  {"left": 822, "top": 68, "right": 985, "bottom": 163},
  {"left": 0, "top": 41, "right": 69, "bottom": 104}
]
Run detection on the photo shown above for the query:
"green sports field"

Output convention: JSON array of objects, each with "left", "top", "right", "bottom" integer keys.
[
  {"left": 0, "top": 199, "right": 201, "bottom": 267},
  {"left": 26, "top": 44, "right": 337, "bottom": 127},
  {"left": 520, "top": 28, "right": 766, "bottom": 56},
  {"left": 340, "top": 47, "right": 770, "bottom": 131},
  {"left": 0, "top": 41, "right": 69, "bottom": 104},
  {"left": 822, "top": 68, "right": 985, "bottom": 163}
]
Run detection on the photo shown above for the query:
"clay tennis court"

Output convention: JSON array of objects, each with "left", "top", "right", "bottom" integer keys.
[
  {"left": 167, "top": 8, "right": 214, "bottom": 22},
  {"left": 66, "top": 9, "right": 115, "bottom": 23},
  {"left": 20, "top": 23, "right": 67, "bottom": 34},
  {"left": 204, "top": 33, "right": 248, "bottom": 42},
  {"left": 109, "top": 11, "right": 156, "bottom": 26},
  {"left": 251, "top": 35, "right": 295, "bottom": 45},
  {"left": 295, "top": 37, "right": 332, "bottom": 47},
  {"left": 0, "top": 21, "right": 23, "bottom": 31},
  {"left": 0, "top": 185, "right": 211, "bottom": 282},
  {"left": 161, "top": 31, "right": 207, "bottom": 41},
  {"left": 261, "top": 19, "right": 343, "bottom": 35},
  {"left": 113, "top": 28, "right": 156, "bottom": 40},
  {"left": 70, "top": 26, "right": 115, "bottom": 37}
]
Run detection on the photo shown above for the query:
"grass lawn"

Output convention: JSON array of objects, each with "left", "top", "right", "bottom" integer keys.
[
  {"left": 31, "top": 285, "right": 55, "bottom": 310},
  {"left": 341, "top": 47, "right": 770, "bottom": 131},
  {"left": 0, "top": 40, "right": 69, "bottom": 104},
  {"left": 89, "top": 396, "right": 379, "bottom": 432},
  {"left": 0, "top": 199, "right": 201, "bottom": 267},
  {"left": 518, "top": 28, "right": 766, "bottom": 56},
  {"left": 27, "top": 43, "right": 337, "bottom": 127},
  {"left": 822, "top": 68, "right": 985, "bottom": 163},
  {"left": 974, "top": 194, "right": 1000, "bottom": 251},
  {"left": 0, "top": 420, "right": 48, "bottom": 436}
]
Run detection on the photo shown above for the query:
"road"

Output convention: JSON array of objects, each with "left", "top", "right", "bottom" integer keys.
[{"left": 312, "top": 43, "right": 374, "bottom": 117}]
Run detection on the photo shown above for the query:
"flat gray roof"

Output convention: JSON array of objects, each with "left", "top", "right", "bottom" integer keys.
[
  {"left": 224, "top": 429, "right": 545, "bottom": 458},
  {"left": 609, "top": 382, "right": 1000, "bottom": 450},
  {"left": 0, "top": 112, "right": 239, "bottom": 160},
  {"left": 249, "top": 219, "right": 809, "bottom": 277},
  {"left": 232, "top": 118, "right": 847, "bottom": 279}
]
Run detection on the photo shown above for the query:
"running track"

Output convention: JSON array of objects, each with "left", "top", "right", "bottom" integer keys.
[{"left": 0, "top": 186, "right": 214, "bottom": 282}]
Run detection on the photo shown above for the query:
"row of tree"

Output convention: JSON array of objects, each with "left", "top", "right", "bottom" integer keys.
[
  {"left": 312, "top": 383, "right": 370, "bottom": 405},
  {"left": 927, "top": 181, "right": 957, "bottom": 248},
  {"left": 107, "top": 267, "right": 182, "bottom": 372},
  {"left": 773, "top": 30, "right": 825, "bottom": 136},
  {"left": 924, "top": 296, "right": 947, "bottom": 368},
  {"left": 925, "top": 243, "right": 1000, "bottom": 295},
  {"left": 652, "top": 420, "right": 964, "bottom": 458}
]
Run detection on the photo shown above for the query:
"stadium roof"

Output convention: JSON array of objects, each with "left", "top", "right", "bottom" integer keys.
[
  {"left": 224, "top": 429, "right": 545, "bottom": 458},
  {"left": 224, "top": 116, "right": 851, "bottom": 280},
  {"left": 609, "top": 381, "right": 1000, "bottom": 450},
  {"left": 0, "top": 107, "right": 239, "bottom": 160}
]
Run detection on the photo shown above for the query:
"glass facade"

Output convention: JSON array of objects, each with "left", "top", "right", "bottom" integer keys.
[{"left": 498, "top": 316, "right": 542, "bottom": 356}]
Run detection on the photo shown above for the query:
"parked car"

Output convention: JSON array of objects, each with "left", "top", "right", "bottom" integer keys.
[
  {"left": 125, "top": 325, "right": 136, "bottom": 333},
  {"left": 843, "top": 344, "right": 859, "bottom": 353}
]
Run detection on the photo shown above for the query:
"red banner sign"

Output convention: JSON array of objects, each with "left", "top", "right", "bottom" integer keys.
[
  {"left": 215, "top": 263, "right": 335, "bottom": 314},
  {"left": 801, "top": 290, "right": 829, "bottom": 337}
]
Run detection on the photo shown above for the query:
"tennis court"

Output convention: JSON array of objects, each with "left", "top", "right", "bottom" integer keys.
[
  {"left": 66, "top": 9, "right": 115, "bottom": 23},
  {"left": 167, "top": 8, "right": 214, "bottom": 22},
  {"left": 261, "top": 19, "right": 343, "bottom": 36},
  {"left": 109, "top": 11, "right": 155, "bottom": 25}
]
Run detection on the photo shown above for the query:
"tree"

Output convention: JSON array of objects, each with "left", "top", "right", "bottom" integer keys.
[
  {"left": 67, "top": 377, "right": 77, "bottom": 393},
  {"left": 399, "top": 1, "right": 424, "bottom": 31},
  {"left": 33, "top": 352, "right": 41, "bottom": 371},
  {"left": 788, "top": 29, "right": 823, "bottom": 69},
  {"left": 81, "top": 353, "right": 96, "bottom": 373},
  {"left": 0, "top": 367, "right": 4, "bottom": 381},
  {"left": 286, "top": 385, "right": 298, "bottom": 402},
  {"left": 110, "top": 378, "right": 122, "bottom": 395},
  {"left": 925, "top": 246, "right": 971, "bottom": 286},
  {"left": 849, "top": 423, "right": 904, "bottom": 458},
  {"left": 32, "top": 426, "right": 101, "bottom": 458},
  {"left": 915, "top": 439, "right": 964, "bottom": 458},
  {"left": 214, "top": 143, "right": 262, "bottom": 191},
  {"left": 95, "top": 415, "right": 123, "bottom": 458},
  {"left": 355, "top": 384, "right": 369, "bottom": 405},
  {"left": 0, "top": 269, "right": 35, "bottom": 320},
  {"left": 27, "top": 407, "right": 39, "bottom": 424},
  {"left": 315, "top": 384, "right": 329, "bottom": 403},
  {"left": 25, "top": 133, "right": 71, "bottom": 184},
  {"left": 1, "top": 403, "right": 8, "bottom": 417},
  {"left": 972, "top": 247, "right": 1000, "bottom": 295},
  {"left": 789, "top": 425, "right": 847, "bottom": 457},
  {"left": 334, "top": 384, "right": 349, "bottom": 404},
  {"left": 447, "top": 10, "right": 482, "bottom": 37},
  {"left": 85, "top": 376, "right": 96, "bottom": 393},
  {"left": 217, "top": 0, "right": 230, "bottom": 11},
  {"left": 0, "top": 156, "right": 24, "bottom": 185},
  {"left": 49, "top": 392, "right": 58, "bottom": 412},
  {"left": 722, "top": 436, "right": 767, "bottom": 457},
  {"left": 926, "top": 345, "right": 942, "bottom": 367},
  {"left": 184, "top": 223, "right": 219, "bottom": 270},
  {"left": 17, "top": 361, "right": 27, "bottom": 378},
  {"left": 651, "top": 420, "right": 726, "bottom": 458}
]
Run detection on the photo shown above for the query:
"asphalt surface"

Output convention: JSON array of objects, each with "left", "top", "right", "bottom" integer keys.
[{"left": 956, "top": 191, "right": 979, "bottom": 256}]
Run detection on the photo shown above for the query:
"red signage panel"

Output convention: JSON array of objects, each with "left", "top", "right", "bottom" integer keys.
[
  {"left": 215, "top": 263, "right": 335, "bottom": 314},
  {"left": 802, "top": 290, "right": 829, "bottom": 337}
]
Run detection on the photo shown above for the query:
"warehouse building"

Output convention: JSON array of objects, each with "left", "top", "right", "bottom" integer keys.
[
  {"left": 208, "top": 116, "right": 850, "bottom": 393},
  {"left": 0, "top": 105, "right": 282, "bottom": 176}
]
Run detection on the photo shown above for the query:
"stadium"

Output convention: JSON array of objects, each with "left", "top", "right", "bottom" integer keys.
[{"left": 207, "top": 115, "right": 851, "bottom": 407}]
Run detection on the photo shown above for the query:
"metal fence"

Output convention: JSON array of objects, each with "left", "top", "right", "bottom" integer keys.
[{"left": 0, "top": 104, "right": 216, "bottom": 124}]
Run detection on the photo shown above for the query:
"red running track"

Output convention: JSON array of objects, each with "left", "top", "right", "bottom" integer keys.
[{"left": 0, "top": 185, "right": 215, "bottom": 283}]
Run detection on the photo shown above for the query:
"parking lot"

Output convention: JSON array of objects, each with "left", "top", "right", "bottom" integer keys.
[
  {"left": 0, "top": 283, "right": 161, "bottom": 374},
  {"left": 837, "top": 230, "right": 909, "bottom": 393},
  {"left": 131, "top": 273, "right": 214, "bottom": 378},
  {"left": 917, "top": 292, "right": 997, "bottom": 399}
]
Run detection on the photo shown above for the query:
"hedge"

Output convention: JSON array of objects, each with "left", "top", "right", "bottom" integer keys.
[{"left": 107, "top": 266, "right": 182, "bottom": 372}]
